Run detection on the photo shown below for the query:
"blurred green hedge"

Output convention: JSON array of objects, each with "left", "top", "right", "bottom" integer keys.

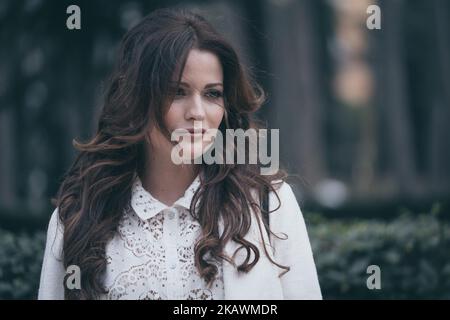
[
  {"left": 1, "top": 207, "right": 450, "bottom": 299},
  {"left": 0, "top": 229, "right": 46, "bottom": 299},
  {"left": 307, "top": 205, "right": 450, "bottom": 299}
]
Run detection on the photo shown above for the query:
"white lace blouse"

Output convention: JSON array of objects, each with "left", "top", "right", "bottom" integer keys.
[
  {"left": 38, "top": 176, "right": 323, "bottom": 300},
  {"left": 104, "top": 175, "right": 224, "bottom": 299},
  {"left": 39, "top": 174, "right": 225, "bottom": 300}
]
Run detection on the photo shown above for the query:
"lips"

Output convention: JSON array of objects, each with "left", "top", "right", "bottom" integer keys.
[{"left": 185, "top": 128, "right": 206, "bottom": 134}]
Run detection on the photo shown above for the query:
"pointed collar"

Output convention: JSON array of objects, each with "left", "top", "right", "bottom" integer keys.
[{"left": 130, "top": 173, "right": 202, "bottom": 220}]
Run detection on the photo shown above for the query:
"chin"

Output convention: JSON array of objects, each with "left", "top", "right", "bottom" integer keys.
[{"left": 175, "top": 141, "right": 204, "bottom": 161}]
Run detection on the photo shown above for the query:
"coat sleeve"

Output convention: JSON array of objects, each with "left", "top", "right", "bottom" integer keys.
[
  {"left": 38, "top": 208, "right": 66, "bottom": 300},
  {"left": 269, "top": 182, "right": 322, "bottom": 300}
]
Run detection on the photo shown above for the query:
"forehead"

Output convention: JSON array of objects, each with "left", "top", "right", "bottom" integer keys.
[{"left": 180, "top": 49, "right": 223, "bottom": 84}]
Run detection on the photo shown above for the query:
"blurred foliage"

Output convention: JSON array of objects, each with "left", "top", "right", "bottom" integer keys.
[
  {"left": 1, "top": 206, "right": 450, "bottom": 299},
  {"left": 307, "top": 204, "right": 450, "bottom": 299},
  {"left": 0, "top": 229, "right": 46, "bottom": 299}
]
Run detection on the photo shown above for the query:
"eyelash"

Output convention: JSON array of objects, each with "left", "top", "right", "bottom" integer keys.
[
  {"left": 174, "top": 88, "right": 223, "bottom": 99},
  {"left": 205, "top": 90, "right": 223, "bottom": 99}
]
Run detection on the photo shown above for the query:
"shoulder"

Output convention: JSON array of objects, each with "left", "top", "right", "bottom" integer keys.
[
  {"left": 48, "top": 207, "right": 59, "bottom": 227},
  {"left": 38, "top": 207, "right": 66, "bottom": 300},
  {"left": 47, "top": 207, "right": 64, "bottom": 235},
  {"left": 269, "top": 180, "right": 302, "bottom": 214},
  {"left": 272, "top": 180, "right": 297, "bottom": 202},
  {"left": 45, "top": 207, "right": 64, "bottom": 259},
  {"left": 250, "top": 179, "right": 302, "bottom": 219},
  {"left": 247, "top": 179, "right": 305, "bottom": 235},
  {"left": 267, "top": 180, "right": 306, "bottom": 232}
]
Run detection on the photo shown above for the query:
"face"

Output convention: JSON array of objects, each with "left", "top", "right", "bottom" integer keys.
[{"left": 148, "top": 49, "right": 225, "bottom": 162}]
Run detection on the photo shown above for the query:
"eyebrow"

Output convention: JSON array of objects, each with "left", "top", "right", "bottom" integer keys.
[{"left": 177, "top": 82, "right": 223, "bottom": 89}]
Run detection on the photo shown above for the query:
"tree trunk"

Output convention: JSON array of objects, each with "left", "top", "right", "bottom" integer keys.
[{"left": 262, "top": 0, "right": 326, "bottom": 189}]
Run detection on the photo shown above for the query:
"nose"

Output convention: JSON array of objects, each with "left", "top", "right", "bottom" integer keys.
[{"left": 185, "top": 92, "right": 206, "bottom": 121}]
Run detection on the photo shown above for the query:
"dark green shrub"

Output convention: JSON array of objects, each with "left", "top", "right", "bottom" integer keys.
[
  {"left": 307, "top": 207, "right": 450, "bottom": 299},
  {"left": 0, "top": 229, "right": 46, "bottom": 299}
]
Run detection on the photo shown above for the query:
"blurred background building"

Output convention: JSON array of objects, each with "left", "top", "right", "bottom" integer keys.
[{"left": 0, "top": 0, "right": 449, "bottom": 299}]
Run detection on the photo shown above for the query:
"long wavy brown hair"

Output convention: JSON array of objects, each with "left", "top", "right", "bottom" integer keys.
[{"left": 53, "top": 7, "right": 290, "bottom": 299}]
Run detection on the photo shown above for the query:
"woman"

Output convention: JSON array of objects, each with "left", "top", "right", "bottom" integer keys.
[{"left": 38, "top": 7, "right": 322, "bottom": 300}]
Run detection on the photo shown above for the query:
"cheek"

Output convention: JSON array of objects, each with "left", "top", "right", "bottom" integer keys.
[
  {"left": 148, "top": 125, "right": 167, "bottom": 148},
  {"left": 207, "top": 105, "right": 225, "bottom": 128},
  {"left": 164, "top": 103, "right": 184, "bottom": 130}
]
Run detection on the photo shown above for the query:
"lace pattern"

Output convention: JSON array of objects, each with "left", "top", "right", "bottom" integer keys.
[{"left": 101, "top": 175, "right": 224, "bottom": 300}]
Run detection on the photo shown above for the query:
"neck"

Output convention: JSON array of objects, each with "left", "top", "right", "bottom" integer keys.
[{"left": 141, "top": 145, "right": 199, "bottom": 207}]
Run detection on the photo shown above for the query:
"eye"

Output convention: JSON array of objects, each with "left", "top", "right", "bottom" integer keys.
[
  {"left": 205, "top": 89, "right": 223, "bottom": 99},
  {"left": 175, "top": 87, "right": 186, "bottom": 97}
]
